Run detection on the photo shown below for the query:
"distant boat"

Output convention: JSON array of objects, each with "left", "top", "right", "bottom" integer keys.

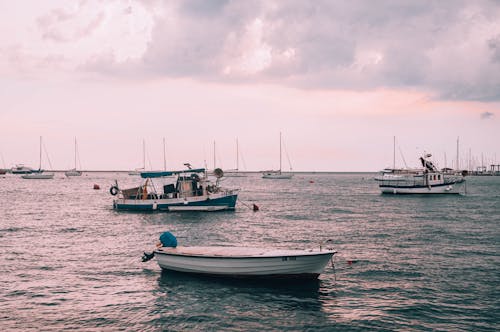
[
  {"left": 65, "top": 138, "right": 82, "bottom": 177},
  {"left": 262, "top": 132, "right": 293, "bottom": 179},
  {"left": 129, "top": 140, "right": 146, "bottom": 176},
  {"left": 11, "top": 164, "right": 33, "bottom": 174},
  {"left": 145, "top": 232, "right": 336, "bottom": 279},
  {"left": 374, "top": 153, "right": 465, "bottom": 194},
  {"left": 22, "top": 137, "right": 54, "bottom": 180},
  {"left": 111, "top": 166, "right": 239, "bottom": 212},
  {"left": 225, "top": 138, "right": 247, "bottom": 177}
]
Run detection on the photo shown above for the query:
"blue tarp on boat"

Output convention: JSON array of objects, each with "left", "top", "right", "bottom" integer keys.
[
  {"left": 159, "top": 232, "right": 177, "bottom": 247},
  {"left": 140, "top": 168, "right": 206, "bottom": 178}
]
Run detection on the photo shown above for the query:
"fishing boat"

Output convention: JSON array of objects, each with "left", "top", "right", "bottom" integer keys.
[
  {"left": 21, "top": 137, "right": 54, "bottom": 180},
  {"left": 262, "top": 132, "right": 293, "bottom": 179},
  {"left": 374, "top": 153, "right": 465, "bottom": 194},
  {"left": 111, "top": 165, "right": 239, "bottom": 211},
  {"left": 144, "top": 232, "right": 336, "bottom": 279},
  {"left": 65, "top": 138, "right": 82, "bottom": 177}
]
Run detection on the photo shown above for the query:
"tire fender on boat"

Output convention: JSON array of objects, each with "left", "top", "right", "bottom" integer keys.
[{"left": 110, "top": 186, "right": 119, "bottom": 196}]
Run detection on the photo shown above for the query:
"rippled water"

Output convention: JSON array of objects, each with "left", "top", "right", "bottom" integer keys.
[{"left": 1, "top": 173, "right": 499, "bottom": 331}]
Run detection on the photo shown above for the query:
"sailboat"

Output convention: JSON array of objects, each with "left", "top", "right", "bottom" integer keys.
[
  {"left": 65, "top": 137, "right": 82, "bottom": 177},
  {"left": 225, "top": 138, "right": 246, "bottom": 177},
  {"left": 129, "top": 140, "right": 146, "bottom": 176},
  {"left": 262, "top": 132, "right": 293, "bottom": 179},
  {"left": 21, "top": 137, "right": 54, "bottom": 179}
]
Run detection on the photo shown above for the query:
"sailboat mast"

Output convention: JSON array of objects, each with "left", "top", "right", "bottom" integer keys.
[
  {"left": 213, "top": 141, "right": 216, "bottom": 170},
  {"left": 74, "top": 137, "right": 77, "bottom": 169},
  {"left": 39, "top": 136, "right": 42, "bottom": 170},
  {"left": 236, "top": 138, "right": 239, "bottom": 171},
  {"left": 279, "top": 132, "right": 282, "bottom": 173},
  {"left": 393, "top": 136, "right": 396, "bottom": 169},
  {"left": 142, "top": 139, "right": 146, "bottom": 169},
  {"left": 456, "top": 137, "right": 459, "bottom": 170}
]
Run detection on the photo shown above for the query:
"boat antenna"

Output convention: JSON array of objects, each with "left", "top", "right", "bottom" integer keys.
[{"left": 393, "top": 136, "right": 396, "bottom": 169}]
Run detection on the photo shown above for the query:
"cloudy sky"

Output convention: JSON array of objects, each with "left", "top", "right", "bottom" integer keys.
[{"left": 1, "top": 0, "right": 499, "bottom": 171}]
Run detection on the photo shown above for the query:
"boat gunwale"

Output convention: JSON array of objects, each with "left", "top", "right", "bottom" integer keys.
[{"left": 154, "top": 247, "right": 336, "bottom": 259}]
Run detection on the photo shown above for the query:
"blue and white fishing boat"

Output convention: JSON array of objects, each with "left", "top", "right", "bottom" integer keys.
[
  {"left": 111, "top": 166, "right": 239, "bottom": 211},
  {"left": 374, "top": 154, "right": 466, "bottom": 194}
]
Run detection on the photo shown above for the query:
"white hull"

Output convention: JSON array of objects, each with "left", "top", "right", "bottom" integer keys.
[
  {"left": 155, "top": 246, "right": 335, "bottom": 278},
  {"left": 380, "top": 181, "right": 465, "bottom": 194},
  {"left": 262, "top": 172, "right": 293, "bottom": 179},
  {"left": 65, "top": 170, "right": 82, "bottom": 177},
  {"left": 22, "top": 173, "right": 54, "bottom": 179}
]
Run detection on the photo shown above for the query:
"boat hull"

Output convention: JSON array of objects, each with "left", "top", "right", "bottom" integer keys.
[
  {"left": 154, "top": 246, "right": 335, "bottom": 279},
  {"left": 114, "top": 192, "right": 238, "bottom": 212},
  {"left": 262, "top": 173, "right": 293, "bottom": 179},
  {"left": 65, "top": 170, "right": 82, "bottom": 176},
  {"left": 21, "top": 173, "right": 54, "bottom": 179},
  {"left": 379, "top": 181, "right": 465, "bottom": 194}
]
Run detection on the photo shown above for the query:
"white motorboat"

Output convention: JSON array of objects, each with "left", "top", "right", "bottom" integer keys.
[
  {"left": 154, "top": 246, "right": 335, "bottom": 279},
  {"left": 262, "top": 132, "right": 294, "bottom": 179},
  {"left": 374, "top": 154, "right": 465, "bottom": 194},
  {"left": 11, "top": 164, "right": 33, "bottom": 174}
]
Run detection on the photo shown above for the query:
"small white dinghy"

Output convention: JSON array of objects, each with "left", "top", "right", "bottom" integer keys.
[{"left": 143, "top": 232, "right": 336, "bottom": 279}]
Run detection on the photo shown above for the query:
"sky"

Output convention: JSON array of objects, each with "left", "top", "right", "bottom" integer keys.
[{"left": 1, "top": 0, "right": 499, "bottom": 172}]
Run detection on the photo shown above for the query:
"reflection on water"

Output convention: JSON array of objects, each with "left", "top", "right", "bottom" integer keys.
[{"left": 151, "top": 270, "right": 338, "bottom": 330}]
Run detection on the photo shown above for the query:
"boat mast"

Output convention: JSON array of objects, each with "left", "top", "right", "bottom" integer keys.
[
  {"left": 393, "top": 136, "right": 396, "bottom": 169},
  {"left": 213, "top": 141, "right": 216, "bottom": 170},
  {"left": 74, "top": 137, "right": 77, "bottom": 169},
  {"left": 142, "top": 139, "right": 146, "bottom": 170},
  {"left": 236, "top": 138, "right": 239, "bottom": 171},
  {"left": 163, "top": 137, "right": 167, "bottom": 171},
  {"left": 456, "top": 137, "right": 459, "bottom": 171},
  {"left": 279, "top": 132, "right": 282, "bottom": 174},
  {"left": 39, "top": 136, "right": 42, "bottom": 170}
]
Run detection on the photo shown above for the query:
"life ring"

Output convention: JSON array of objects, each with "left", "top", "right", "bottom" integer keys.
[{"left": 109, "top": 186, "right": 119, "bottom": 196}]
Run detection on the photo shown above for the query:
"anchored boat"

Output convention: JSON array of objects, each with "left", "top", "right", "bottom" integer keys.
[
  {"left": 111, "top": 166, "right": 239, "bottom": 212},
  {"left": 262, "top": 132, "right": 293, "bottom": 179},
  {"left": 374, "top": 154, "right": 466, "bottom": 194},
  {"left": 144, "top": 232, "right": 336, "bottom": 279}
]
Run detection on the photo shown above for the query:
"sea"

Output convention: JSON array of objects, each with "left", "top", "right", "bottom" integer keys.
[{"left": 0, "top": 172, "right": 498, "bottom": 331}]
